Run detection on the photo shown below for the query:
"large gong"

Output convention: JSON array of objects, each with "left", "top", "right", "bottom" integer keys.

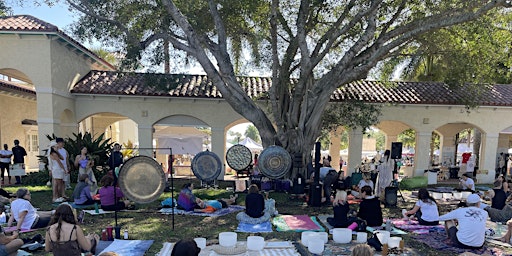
[
  {"left": 119, "top": 156, "right": 166, "bottom": 204},
  {"left": 258, "top": 146, "right": 292, "bottom": 179},
  {"left": 192, "top": 150, "right": 222, "bottom": 182},
  {"left": 226, "top": 144, "right": 252, "bottom": 171}
]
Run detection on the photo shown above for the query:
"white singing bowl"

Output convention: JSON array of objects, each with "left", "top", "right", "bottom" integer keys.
[
  {"left": 375, "top": 230, "right": 390, "bottom": 245},
  {"left": 247, "top": 236, "right": 265, "bottom": 251},
  {"left": 308, "top": 238, "right": 324, "bottom": 254},
  {"left": 317, "top": 232, "right": 328, "bottom": 243},
  {"left": 333, "top": 228, "right": 352, "bottom": 244},
  {"left": 301, "top": 231, "right": 316, "bottom": 247},
  {"left": 452, "top": 192, "right": 462, "bottom": 200},
  {"left": 219, "top": 232, "right": 237, "bottom": 247},
  {"left": 388, "top": 237, "right": 402, "bottom": 248}
]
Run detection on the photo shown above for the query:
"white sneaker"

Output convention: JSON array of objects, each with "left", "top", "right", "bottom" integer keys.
[{"left": 54, "top": 197, "right": 64, "bottom": 203}]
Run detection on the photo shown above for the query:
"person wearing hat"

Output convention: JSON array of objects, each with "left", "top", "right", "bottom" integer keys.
[{"left": 438, "top": 193, "right": 488, "bottom": 249}]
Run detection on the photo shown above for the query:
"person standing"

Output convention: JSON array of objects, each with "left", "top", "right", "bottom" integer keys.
[
  {"left": 375, "top": 149, "right": 394, "bottom": 198},
  {"left": 56, "top": 138, "right": 71, "bottom": 190},
  {"left": 11, "top": 140, "right": 26, "bottom": 185},
  {"left": 107, "top": 143, "right": 123, "bottom": 173},
  {"left": 0, "top": 144, "right": 12, "bottom": 185}
]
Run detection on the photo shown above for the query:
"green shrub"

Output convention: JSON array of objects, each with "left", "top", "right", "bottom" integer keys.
[{"left": 23, "top": 170, "right": 51, "bottom": 186}]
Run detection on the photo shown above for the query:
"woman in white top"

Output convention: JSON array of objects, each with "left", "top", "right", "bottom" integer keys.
[
  {"left": 404, "top": 188, "right": 439, "bottom": 226},
  {"left": 48, "top": 143, "right": 66, "bottom": 203},
  {"left": 7, "top": 188, "right": 53, "bottom": 231},
  {"left": 375, "top": 150, "right": 394, "bottom": 198}
]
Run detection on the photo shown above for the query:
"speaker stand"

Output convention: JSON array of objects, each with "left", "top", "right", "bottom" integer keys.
[{"left": 392, "top": 179, "right": 405, "bottom": 203}]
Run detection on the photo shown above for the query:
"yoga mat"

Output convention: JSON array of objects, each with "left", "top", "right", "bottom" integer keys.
[
  {"left": 389, "top": 218, "right": 445, "bottom": 234},
  {"left": 159, "top": 205, "right": 245, "bottom": 217},
  {"left": 236, "top": 221, "right": 273, "bottom": 233},
  {"left": 412, "top": 230, "right": 504, "bottom": 255},
  {"left": 272, "top": 215, "right": 324, "bottom": 232},
  {"left": 70, "top": 202, "right": 96, "bottom": 209},
  {"left": 317, "top": 215, "right": 334, "bottom": 230},
  {"left": 98, "top": 239, "right": 153, "bottom": 256},
  {"left": 84, "top": 209, "right": 114, "bottom": 215}
]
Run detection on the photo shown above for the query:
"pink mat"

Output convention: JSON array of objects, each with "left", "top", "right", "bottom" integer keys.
[{"left": 282, "top": 215, "right": 321, "bottom": 230}]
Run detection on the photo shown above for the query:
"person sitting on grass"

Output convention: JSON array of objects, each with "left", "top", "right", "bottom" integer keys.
[
  {"left": 438, "top": 194, "right": 487, "bottom": 249},
  {"left": 177, "top": 183, "right": 199, "bottom": 211},
  {"left": 98, "top": 175, "right": 131, "bottom": 211},
  {"left": 457, "top": 173, "right": 475, "bottom": 192},
  {"left": 0, "top": 203, "right": 23, "bottom": 256},
  {"left": 8, "top": 188, "right": 53, "bottom": 230},
  {"left": 489, "top": 179, "right": 507, "bottom": 210},
  {"left": 404, "top": 188, "right": 439, "bottom": 226},
  {"left": 327, "top": 190, "right": 357, "bottom": 228},
  {"left": 45, "top": 204, "right": 99, "bottom": 256},
  {"left": 171, "top": 239, "right": 200, "bottom": 256},
  {"left": 357, "top": 185, "right": 383, "bottom": 227},
  {"left": 236, "top": 184, "right": 273, "bottom": 224},
  {"left": 73, "top": 174, "right": 95, "bottom": 206},
  {"left": 351, "top": 173, "right": 374, "bottom": 198}
]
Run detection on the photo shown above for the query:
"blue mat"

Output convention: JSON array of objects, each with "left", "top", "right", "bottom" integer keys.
[
  {"left": 236, "top": 221, "right": 273, "bottom": 233},
  {"left": 98, "top": 239, "right": 153, "bottom": 256},
  {"left": 159, "top": 205, "right": 245, "bottom": 217},
  {"left": 70, "top": 202, "right": 96, "bottom": 209}
]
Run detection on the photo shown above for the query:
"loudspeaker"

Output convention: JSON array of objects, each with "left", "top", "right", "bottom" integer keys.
[
  {"left": 309, "top": 184, "right": 322, "bottom": 207},
  {"left": 385, "top": 186, "right": 398, "bottom": 207},
  {"left": 391, "top": 142, "right": 402, "bottom": 159}
]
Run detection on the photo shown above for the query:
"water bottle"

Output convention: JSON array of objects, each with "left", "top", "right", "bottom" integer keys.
[
  {"left": 124, "top": 229, "right": 129, "bottom": 239},
  {"left": 94, "top": 203, "right": 99, "bottom": 214},
  {"left": 385, "top": 219, "right": 392, "bottom": 231},
  {"left": 497, "top": 222, "right": 503, "bottom": 236}
]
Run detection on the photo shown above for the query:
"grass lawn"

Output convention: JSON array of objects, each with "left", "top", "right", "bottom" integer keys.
[{"left": 4, "top": 178, "right": 512, "bottom": 255}]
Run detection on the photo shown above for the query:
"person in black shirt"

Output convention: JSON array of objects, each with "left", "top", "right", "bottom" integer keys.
[
  {"left": 491, "top": 179, "right": 507, "bottom": 210},
  {"left": 236, "top": 184, "right": 270, "bottom": 224},
  {"left": 327, "top": 190, "right": 357, "bottom": 228},
  {"left": 107, "top": 143, "right": 123, "bottom": 172},
  {"left": 357, "top": 185, "right": 383, "bottom": 227},
  {"left": 11, "top": 140, "right": 27, "bottom": 185}
]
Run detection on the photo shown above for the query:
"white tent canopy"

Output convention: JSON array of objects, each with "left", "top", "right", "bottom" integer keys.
[{"left": 238, "top": 137, "right": 263, "bottom": 151}]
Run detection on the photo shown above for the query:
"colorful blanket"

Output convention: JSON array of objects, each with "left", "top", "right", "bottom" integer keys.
[
  {"left": 98, "top": 239, "right": 154, "bottom": 256},
  {"left": 389, "top": 218, "right": 445, "bottom": 234},
  {"left": 412, "top": 230, "right": 505, "bottom": 255},
  {"left": 236, "top": 221, "right": 273, "bottom": 233},
  {"left": 273, "top": 215, "right": 324, "bottom": 232},
  {"left": 159, "top": 205, "right": 245, "bottom": 217}
]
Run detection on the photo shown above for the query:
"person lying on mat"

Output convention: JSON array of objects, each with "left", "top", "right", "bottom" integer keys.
[
  {"left": 438, "top": 194, "right": 487, "bottom": 249},
  {"left": 236, "top": 184, "right": 274, "bottom": 224},
  {"left": 327, "top": 190, "right": 358, "bottom": 228},
  {"left": 8, "top": 188, "right": 53, "bottom": 231},
  {"left": 0, "top": 203, "right": 23, "bottom": 256},
  {"left": 357, "top": 185, "right": 383, "bottom": 227},
  {"left": 45, "top": 204, "right": 99, "bottom": 256},
  {"left": 171, "top": 239, "right": 200, "bottom": 256},
  {"left": 195, "top": 195, "right": 237, "bottom": 213},
  {"left": 98, "top": 175, "right": 131, "bottom": 211},
  {"left": 403, "top": 188, "right": 439, "bottom": 226},
  {"left": 73, "top": 174, "right": 95, "bottom": 206}
]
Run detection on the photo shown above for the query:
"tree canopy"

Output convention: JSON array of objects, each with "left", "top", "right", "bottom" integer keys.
[{"left": 61, "top": 0, "right": 512, "bottom": 175}]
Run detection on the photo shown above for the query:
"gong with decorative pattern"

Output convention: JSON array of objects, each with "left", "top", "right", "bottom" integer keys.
[
  {"left": 118, "top": 156, "right": 166, "bottom": 204},
  {"left": 191, "top": 150, "right": 222, "bottom": 182},
  {"left": 258, "top": 145, "right": 292, "bottom": 179},
  {"left": 226, "top": 144, "right": 253, "bottom": 171}
]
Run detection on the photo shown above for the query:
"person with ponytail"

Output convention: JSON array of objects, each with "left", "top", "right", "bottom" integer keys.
[
  {"left": 404, "top": 188, "right": 439, "bottom": 225},
  {"left": 45, "top": 204, "right": 99, "bottom": 255}
]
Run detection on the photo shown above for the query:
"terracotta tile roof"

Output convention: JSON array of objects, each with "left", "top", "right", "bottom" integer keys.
[
  {"left": 71, "top": 70, "right": 512, "bottom": 107},
  {"left": 0, "top": 79, "right": 36, "bottom": 99},
  {"left": 0, "top": 15, "right": 115, "bottom": 70}
]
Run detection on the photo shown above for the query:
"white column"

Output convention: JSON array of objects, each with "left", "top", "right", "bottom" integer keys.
[
  {"left": 348, "top": 129, "right": 363, "bottom": 176},
  {"left": 37, "top": 117, "right": 60, "bottom": 151},
  {"left": 211, "top": 127, "right": 226, "bottom": 180},
  {"left": 414, "top": 132, "right": 432, "bottom": 176},
  {"left": 481, "top": 133, "right": 499, "bottom": 179},
  {"left": 137, "top": 125, "right": 153, "bottom": 157}
]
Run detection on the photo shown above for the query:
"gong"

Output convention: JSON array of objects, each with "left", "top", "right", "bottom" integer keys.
[
  {"left": 191, "top": 150, "right": 222, "bottom": 182},
  {"left": 258, "top": 145, "right": 292, "bottom": 179},
  {"left": 118, "top": 156, "right": 166, "bottom": 204},
  {"left": 226, "top": 144, "right": 253, "bottom": 171}
]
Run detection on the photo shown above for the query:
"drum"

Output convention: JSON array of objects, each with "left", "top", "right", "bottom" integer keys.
[
  {"left": 118, "top": 156, "right": 166, "bottom": 204},
  {"left": 191, "top": 150, "right": 222, "bottom": 182},
  {"left": 258, "top": 146, "right": 292, "bottom": 179},
  {"left": 226, "top": 144, "right": 252, "bottom": 171}
]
